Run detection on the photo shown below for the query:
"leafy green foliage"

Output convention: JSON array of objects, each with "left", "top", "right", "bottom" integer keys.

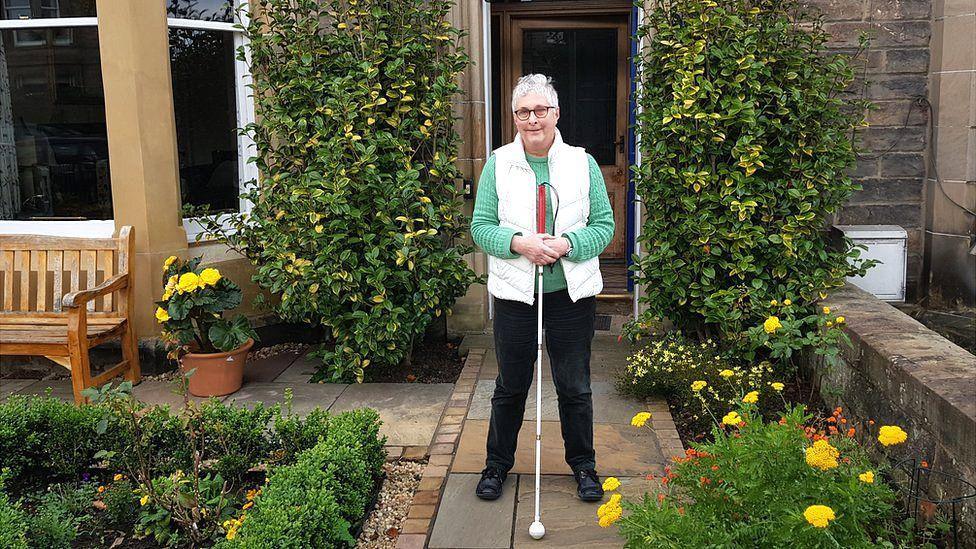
[
  {"left": 631, "top": 0, "right": 874, "bottom": 361},
  {"left": 193, "top": 0, "right": 481, "bottom": 382},
  {"left": 22, "top": 484, "right": 93, "bottom": 549},
  {"left": 618, "top": 405, "right": 896, "bottom": 548},
  {"left": 0, "top": 474, "right": 28, "bottom": 549},
  {"left": 134, "top": 471, "right": 238, "bottom": 547},
  {"left": 199, "top": 400, "right": 277, "bottom": 486},
  {"left": 156, "top": 256, "right": 257, "bottom": 355}
]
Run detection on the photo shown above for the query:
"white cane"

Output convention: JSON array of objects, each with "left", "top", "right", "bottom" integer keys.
[{"left": 528, "top": 184, "right": 547, "bottom": 541}]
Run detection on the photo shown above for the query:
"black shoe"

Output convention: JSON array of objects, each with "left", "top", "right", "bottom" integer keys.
[
  {"left": 476, "top": 467, "right": 507, "bottom": 500},
  {"left": 574, "top": 468, "right": 605, "bottom": 502}
]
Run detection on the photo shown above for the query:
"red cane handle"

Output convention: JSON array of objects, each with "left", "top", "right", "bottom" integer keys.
[{"left": 536, "top": 185, "right": 546, "bottom": 234}]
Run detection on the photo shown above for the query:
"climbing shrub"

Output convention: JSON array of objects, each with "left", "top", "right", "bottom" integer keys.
[
  {"left": 195, "top": 0, "right": 481, "bottom": 382},
  {"left": 630, "top": 0, "right": 874, "bottom": 362}
]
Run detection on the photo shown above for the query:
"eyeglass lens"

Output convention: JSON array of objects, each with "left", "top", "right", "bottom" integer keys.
[{"left": 515, "top": 107, "right": 551, "bottom": 120}]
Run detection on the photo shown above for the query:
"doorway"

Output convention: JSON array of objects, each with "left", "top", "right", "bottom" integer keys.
[{"left": 490, "top": 2, "right": 633, "bottom": 295}]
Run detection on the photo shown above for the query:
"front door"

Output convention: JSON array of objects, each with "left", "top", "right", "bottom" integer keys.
[{"left": 502, "top": 16, "right": 630, "bottom": 261}]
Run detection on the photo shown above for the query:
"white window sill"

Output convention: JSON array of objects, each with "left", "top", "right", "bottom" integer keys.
[{"left": 0, "top": 219, "right": 115, "bottom": 238}]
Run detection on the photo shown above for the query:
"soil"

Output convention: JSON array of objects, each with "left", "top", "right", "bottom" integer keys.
[
  {"left": 364, "top": 335, "right": 466, "bottom": 384},
  {"left": 895, "top": 304, "right": 976, "bottom": 356},
  {"left": 75, "top": 532, "right": 160, "bottom": 548}
]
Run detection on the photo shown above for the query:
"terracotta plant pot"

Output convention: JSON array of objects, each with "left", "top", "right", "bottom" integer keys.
[{"left": 180, "top": 338, "right": 254, "bottom": 397}]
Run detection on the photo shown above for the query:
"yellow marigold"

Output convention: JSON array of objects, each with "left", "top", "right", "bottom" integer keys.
[
  {"left": 598, "top": 507, "right": 622, "bottom": 528},
  {"left": 859, "top": 471, "right": 874, "bottom": 484},
  {"left": 770, "top": 299, "right": 778, "bottom": 306},
  {"left": 602, "top": 477, "right": 621, "bottom": 492},
  {"left": 805, "top": 439, "right": 840, "bottom": 471},
  {"left": 97, "top": 485, "right": 106, "bottom": 493},
  {"left": 177, "top": 272, "right": 201, "bottom": 293},
  {"left": 631, "top": 412, "right": 652, "bottom": 427},
  {"left": 783, "top": 299, "right": 792, "bottom": 306},
  {"left": 691, "top": 380, "right": 707, "bottom": 392},
  {"left": 155, "top": 307, "right": 170, "bottom": 323},
  {"left": 770, "top": 382, "right": 785, "bottom": 391},
  {"left": 721, "top": 411, "right": 742, "bottom": 426},
  {"left": 836, "top": 316, "right": 845, "bottom": 324},
  {"left": 140, "top": 494, "right": 150, "bottom": 506},
  {"left": 719, "top": 369, "right": 735, "bottom": 379},
  {"left": 822, "top": 306, "right": 831, "bottom": 315},
  {"left": 200, "top": 268, "right": 221, "bottom": 286},
  {"left": 826, "top": 321, "right": 834, "bottom": 328},
  {"left": 163, "top": 255, "right": 177, "bottom": 270},
  {"left": 742, "top": 391, "right": 759, "bottom": 404},
  {"left": 804, "top": 505, "right": 835, "bottom": 528},
  {"left": 878, "top": 425, "right": 908, "bottom": 447},
  {"left": 113, "top": 473, "right": 124, "bottom": 482},
  {"left": 763, "top": 316, "right": 783, "bottom": 334}
]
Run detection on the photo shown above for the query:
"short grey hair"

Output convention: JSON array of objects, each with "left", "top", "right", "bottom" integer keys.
[{"left": 511, "top": 74, "right": 559, "bottom": 111}]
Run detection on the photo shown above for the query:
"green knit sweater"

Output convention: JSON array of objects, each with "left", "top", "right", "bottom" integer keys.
[{"left": 471, "top": 151, "right": 615, "bottom": 293}]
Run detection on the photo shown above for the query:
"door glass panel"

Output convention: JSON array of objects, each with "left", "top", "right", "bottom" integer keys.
[
  {"left": 522, "top": 28, "right": 616, "bottom": 165},
  {"left": 167, "top": 0, "right": 233, "bottom": 23}
]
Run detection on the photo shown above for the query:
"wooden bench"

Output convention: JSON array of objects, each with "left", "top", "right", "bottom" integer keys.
[{"left": 0, "top": 226, "right": 141, "bottom": 403}]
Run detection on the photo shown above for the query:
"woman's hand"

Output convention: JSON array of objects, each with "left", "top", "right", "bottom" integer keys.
[
  {"left": 512, "top": 233, "right": 561, "bottom": 266},
  {"left": 541, "top": 235, "right": 570, "bottom": 257}
]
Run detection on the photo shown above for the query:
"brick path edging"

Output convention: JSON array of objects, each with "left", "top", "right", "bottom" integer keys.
[{"left": 394, "top": 347, "right": 486, "bottom": 549}]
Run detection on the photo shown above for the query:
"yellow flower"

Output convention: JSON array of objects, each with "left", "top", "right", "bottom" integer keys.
[
  {"left": 598, "top": 507, "right": 622, "bottom": 527},
  {"left": 859, "top": 471, "right": 875, "bottom": 484},
  {"left": 602, "top": 477, "right": 621, "bottom": 492},
  {"left": 242, "top": 501, "right": 254, "bottom": 510},
  {"left": 155, "top": 307, "right": 170, "bottom": 323},
  {"left": 770, "top": 382, "right": 785, "bottom": 391},
  {"left": 826, "top": 321, "right": 834, "bottom": 328},
  {"left": 163, "top": 255, "right": 177, "bottom": 270},
  {"left": 631, "top": 412, "right": 652, "bottom": 427},
  {"left": 719, "top": 369, "right": 735, "bottom": 379},
  {"left": 609, "top": 493, "right": 622, "bottom": 505},
  {"left": 200, "top": 268, "right": 221, "bottom": 286},
  {"left": 805, "top": 439, "right": 840, "bottom": 471},
  {"left": 177, "top": 272, "right": 201, "bottom": 293},
  {"left": 783, "top": 299, "right": 792, "bottom": 306},
  {"left": 763, "top": 316, "right": 782, "bottom": 334},
  {"left": 878, "top": 425, "right": 908, "bottom": 447},
  {"left": 691, "top": 380, "right": 707, "bottom": 392},
  {"left": 113, "top": 473, "right": 124, "bottom": 482},
  {"left": 140, "top": 494, "right": 150, "bottom": 506},
  {"left": 97, "top": 485, "right": 106, "bottom": 493},
  {"left": 721, "top": 411, "right": 742, "bottom": 426},
  {"left": 836, "top": 316, "right": 845, "bottom": 324},
  {"left": 804, "top": 505, "right": 836, "bottom": 528},
  {"left": 742, "top": 391, "right": 759, "bottom": 404},
  {"left": 162, "top": 287, "right": 173, "bottom": 301},
  {"left": 822, "top": 306, "right": 831, "bottom": 315},
  {"left": 770, "top": 299, "right": 778, "bottom": 306}
]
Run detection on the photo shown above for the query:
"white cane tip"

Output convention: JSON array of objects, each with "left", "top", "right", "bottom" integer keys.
[{"left": 529, "top": 521, "right": 546, "bottom": 539}]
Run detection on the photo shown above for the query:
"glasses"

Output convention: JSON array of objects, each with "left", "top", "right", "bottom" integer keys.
[{"left": 514, "top": 106, "right": 555, "bottom": 121}]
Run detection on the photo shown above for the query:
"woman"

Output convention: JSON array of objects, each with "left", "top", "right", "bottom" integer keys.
[{"left": 470, "top": 74, "right": 615, "bottom": 503}]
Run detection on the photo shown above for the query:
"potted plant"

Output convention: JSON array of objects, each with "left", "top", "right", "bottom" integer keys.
[{"left": 155, "top": 256, "right": 258, "bottom": 397}]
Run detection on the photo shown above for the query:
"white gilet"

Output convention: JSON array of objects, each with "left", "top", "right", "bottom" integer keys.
[{"left": 487, "top": 129, "right": 603, "bottom": 305}]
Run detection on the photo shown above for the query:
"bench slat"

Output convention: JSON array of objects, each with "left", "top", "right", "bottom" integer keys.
[
  {"left": 15, "top": 250, "right": 29, "bottom": 311},
  {"left": 0, "top": 316, "right": 125, "bottom": 325},
  {"left": 34, "top": 250, "right": 47, "bottom": 312},
  {"left": 0, "top": 235, "right": 119, "bottom": 251},
  {"left": 49, "top": 251, "right": 63, "bottom": 312},
  {"left": 97, "top": 249, "right": 114, "bottom": 312},
  {"left": 1, "top": 250, "right": 12, "bottom": 310},
  {"left": 65, "top": 250, "right": 80, "bottom": 299},
  {"left": 82, "top": 250, "right": 96, "bottom": 312}
]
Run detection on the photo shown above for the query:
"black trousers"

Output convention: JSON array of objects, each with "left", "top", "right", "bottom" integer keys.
[{"left": 485, "top": 289, "right": 596, "bottom": 475}]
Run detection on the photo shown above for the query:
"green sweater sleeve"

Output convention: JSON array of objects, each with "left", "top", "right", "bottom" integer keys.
[
  {"left": 561, "top": 154, "right": 615, "bottom": 262},
  {"left": 471, "top": 155, "right": 521, "bottom": 260}
]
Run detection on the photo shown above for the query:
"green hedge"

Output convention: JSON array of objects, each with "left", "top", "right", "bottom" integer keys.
[{"left": 0, "top": 475, "right": 27, "bottom": 549}]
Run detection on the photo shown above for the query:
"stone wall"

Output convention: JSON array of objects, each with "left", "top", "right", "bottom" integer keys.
[
  {"left": 803, "top": 283, "right": 976, "bottom": 542},
  {"left": 802, "top": 0, "right": 933, "bottom": 300}
]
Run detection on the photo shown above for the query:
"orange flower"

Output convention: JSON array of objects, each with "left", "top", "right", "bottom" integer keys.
[
  {"left": 657, "top": 493, "right": 666, "bottom": 503},
  {"left": 827, "top": 417, "right": 837, "bottom": 423},
  {"left": 840, "top": 418, "right": 847, "bottom": 424},
  {"left": 847, "top": 428, "right": 856, "bottom": 437},
  {"left": 677, "top": 507, "right": 685, "bottom": 515},
  {"left": 711, "top": 465, "right": 719, "bottom": 471},
  {"left": 921, "top": 460, "right": 929, "bottom": 468},
  {"left": 868, "top": 420, "right": 875, "bottom": 425}
]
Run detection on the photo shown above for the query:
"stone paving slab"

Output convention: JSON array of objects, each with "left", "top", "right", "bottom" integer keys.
[
  {"left": 244, "top": 350, "right": 302, "bottom": 383},
  {"left": 452, "top": 420, "right": 666, "bottom": 476},
  {"left": 512, "top": 475, "right": 658, "bottom": 548},
  {"left": 132, "top": 380, "right": 219, "bottom": 408},
  {"left": 328, "top": 382, "right": 455, "bottom": 447},
  {"left": 1, "top": 379, "right": 37, "bottom": 398},
  {"left": 271, "top": 354, "right": 319, "bottom": 384},
  {"left": 223, "top": 382, "right": 347, "bottom": 415},
  {"left": 427, "top": 473, "right": 517, "bottom": 549},
  {"left": 477, "top": 351, "right": 623, "bottom": 383},
  {"left": 13, "top": 379, "right": 74, "bottom": 400},
  {"left": 467, "top": 380, "right": 651, "bottom": 424}
]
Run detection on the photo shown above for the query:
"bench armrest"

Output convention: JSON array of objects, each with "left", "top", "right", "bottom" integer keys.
[{"left": 63, "top": 273, "right": 129, "bottom": 309}]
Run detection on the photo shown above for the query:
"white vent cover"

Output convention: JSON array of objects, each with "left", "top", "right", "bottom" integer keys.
[{"left": 836, "top": 225, "right": 908, "bottom": 302}]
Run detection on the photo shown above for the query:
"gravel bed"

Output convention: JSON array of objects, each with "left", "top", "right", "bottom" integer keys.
[
  {"left": 249, "top": 342, "right": 310, "bottom": 361},
  {"left": 357, "top": 459, "right": 427, "bottom": 548}
]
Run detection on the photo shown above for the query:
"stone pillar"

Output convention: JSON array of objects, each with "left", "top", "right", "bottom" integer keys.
[
  {"left": 96, "top": 0, "right": 188, "bottom": 338},
  {"left": 924, "top": 1, "right": 975, "bottom": 305},
  {"left": 448, "top": 0, "right": 490, "bottom": 334}
]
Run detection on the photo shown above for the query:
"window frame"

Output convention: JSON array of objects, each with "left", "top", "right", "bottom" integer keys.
[{"left": 168, "top": 9, "right": 257, "bottom": 244}]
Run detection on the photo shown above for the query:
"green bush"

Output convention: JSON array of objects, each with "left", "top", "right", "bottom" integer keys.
[
  {"left": 224, "top": 409, "right": 385, "bottom": 547},
  {"left": 0, "top": 474, "right": 28, "bottom": 549},
  {"left": 0, "top": 395, "right": 104, "bottom": 495},
  {"left": 23, "top": 485, "right": 92, "bottom": 549},
  {"left": 631, "top": 0, "right": 873, "bottom": 361},
  {"left": 615, "top": 406, "right": 896, "bottom": 548},
  {"left": 100, "top": 479, "right": 139, "bottom": 530},
  {"left": 200, "top": 400, "right": 277, "bottom": 486},
  {"left": 193, "top": 0, "right": 482, "bottom": 383}
]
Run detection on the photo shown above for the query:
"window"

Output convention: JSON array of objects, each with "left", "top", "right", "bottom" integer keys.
[
  {"left": 168, "top": 0, "right": 256, "bottom": 240},
  {"left": 0, "top": 8, "right": 106, "bottom": 220}
]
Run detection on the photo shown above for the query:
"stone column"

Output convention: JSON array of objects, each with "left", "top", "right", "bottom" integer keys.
[
  {"left": 924, "top": 1, "right": 975, "bottom": 305},
  {"left": 96, "top": 0, "right": 188, "bottom": 337}
]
